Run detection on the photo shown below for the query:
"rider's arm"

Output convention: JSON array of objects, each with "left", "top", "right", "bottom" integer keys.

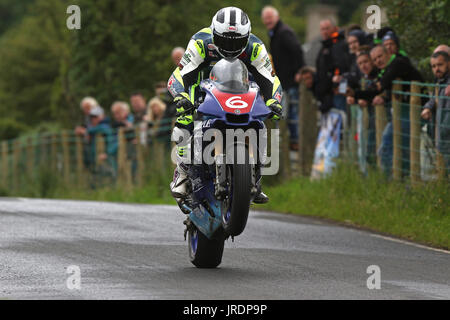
[
  {"left": 247, "top": 39, "right": 283, "bottom": 105},
  {"left": 167, "top": 37, "right": 208, "bottom": 100}
]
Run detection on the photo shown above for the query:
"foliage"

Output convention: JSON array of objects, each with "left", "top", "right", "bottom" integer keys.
[
  {"left": 0, "top": 0, "right": 34, "bottom": 35},
  {"left": 0, "top": 0, "right": 313, "bottom": 136},
  {"left": 378, "top": 0, "right": 450, "bottom": 80},
  {"left": 0, "top": 0, "right": 71, "bottom": 133},
  {"left": 0, "top": 118, "right": 29, "bottom": 141},
  {"left": 67, "top": 0, "right": 269, "bottom": 113},
  {"left": 6, "top": 0, "right": 444, "bottom": 137}
]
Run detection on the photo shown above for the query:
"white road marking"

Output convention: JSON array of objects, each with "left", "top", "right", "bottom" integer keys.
[{"left": 370, "top": 234, "right": 450, "bottom": 255}]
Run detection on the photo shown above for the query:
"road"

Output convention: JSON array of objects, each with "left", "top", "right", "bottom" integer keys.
[{"left": 0, "top": 197, "right": 449, "bottom": 299}]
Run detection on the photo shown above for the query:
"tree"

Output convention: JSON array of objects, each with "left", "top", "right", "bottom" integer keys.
[
  {"left": 0, "top": 0, "right": 35, "bottom": 36},
  {"left": 0, "top": 0, "right": 71, "bottom": 137},
  {"left": 67, "top": 0, "right": 269, "bottom": 112},
  {"left": 378, "top": 0, "right": 450, "bottom": 80}
]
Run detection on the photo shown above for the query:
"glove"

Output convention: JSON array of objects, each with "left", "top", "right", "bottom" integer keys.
[
  {"left": 174, "top": 92, "right": 194, "bottom": 116},
  {"left": 266, "top": 99, "right": 283, "bottom": 120}
]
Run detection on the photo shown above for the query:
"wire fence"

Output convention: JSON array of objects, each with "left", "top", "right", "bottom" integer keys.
[
  {"left": 300, "top": 80, "right": 449, "bottom": 183},
  {"left": 0, "top": 119, "right": 175, "bottom": 195},
  {"left": 0, "top": 80, "right": 448, "bottom": 197}
]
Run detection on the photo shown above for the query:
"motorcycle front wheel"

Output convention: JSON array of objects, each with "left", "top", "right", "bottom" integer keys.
[{"left": 222, "top": 144, "right": 251, "bottom": 237}]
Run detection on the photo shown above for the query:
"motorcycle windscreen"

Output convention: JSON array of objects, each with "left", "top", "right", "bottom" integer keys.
[{"left": 209, "top": 59, "right": 249, "bottom": 94}]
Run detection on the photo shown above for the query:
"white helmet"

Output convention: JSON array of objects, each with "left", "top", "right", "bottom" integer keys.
[{"left": 211, "top": 7, "right": 251, "bottom": 59}]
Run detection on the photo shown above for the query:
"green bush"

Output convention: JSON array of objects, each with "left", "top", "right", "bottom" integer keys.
[{"left": 0, "top": 118, "right": 29, "bottom": 140}]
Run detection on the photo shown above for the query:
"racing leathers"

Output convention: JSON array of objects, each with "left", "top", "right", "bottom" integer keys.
[{"left": 167, "top": 27, "right": 283, "bottom": 204}]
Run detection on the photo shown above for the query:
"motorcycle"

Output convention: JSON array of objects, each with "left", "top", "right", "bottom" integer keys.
[{"left": 176, "top": 59, "right": 273, "bottom": 268}]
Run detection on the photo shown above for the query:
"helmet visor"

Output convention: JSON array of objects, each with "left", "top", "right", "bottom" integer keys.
[{"left": 213, "top": 31, "right": 249, "bottom": 57}]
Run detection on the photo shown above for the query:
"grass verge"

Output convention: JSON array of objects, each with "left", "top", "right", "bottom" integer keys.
[{"left": 263, "top": 165, "right": 449, "bottom": 250}]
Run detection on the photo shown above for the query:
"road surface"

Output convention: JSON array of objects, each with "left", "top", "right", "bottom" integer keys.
[{"left": 0, "top": 197, "right": 449, "bottom": 299}]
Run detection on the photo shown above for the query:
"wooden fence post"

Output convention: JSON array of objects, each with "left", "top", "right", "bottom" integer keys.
[
  {"left": 409, "top": 82, "right": 421, "bottom": 184},
  {"left": 279, "top": 117, "right": 291, "bottom": 179},
  {"left": 361, "top": 105, "right": 371, "bottom": 170},
  {"left": 1, "top": 141, "right": 8, "bottom": 188},
  {"left": 154, "top": 140, "right": 164, "bottom": 178},
  {"left": 298, "top": 83, "right": 317, "bottom": 176},
  {"left": 436, "top": 151, "right": 446, "bottom": 181},
  {"left": 12, "top": 139, "right": 20, "bottom": 191},
  {"left": 50, "top": 134, "right": 57, "bottom": 171},
  {"left": 392, "top": 82, "right": 402, "bottom": 180},
  {"left": 348, "top": 105, "right": 359, "bottom": 163},
  {"left": 76, "top": 136, "right": 85, "bottom": 186},
  {"left": 375, "top": 104, "right": 387, "bottom": 169},
  {"left": 62, "top": 131, "right": 71, "bottom": 185},
  {"left": 136, "top": 126, "right": 145, "bottom": 187},
  {"left": 117, "top": 128, "right": 133, "bottom": 189},
  {"left": 26, "top": 137, "right": 34, "bottom": 178}
]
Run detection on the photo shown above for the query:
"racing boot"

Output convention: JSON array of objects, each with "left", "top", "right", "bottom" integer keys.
[
  {"left": 253, "top": 189, "right": 269, "bottom": 204},
  {"left": 252, "top": 167, "right": 269, "bottom": 204},
  {"left": 170, "top": 162, "right": 190, "bottom": 199}
]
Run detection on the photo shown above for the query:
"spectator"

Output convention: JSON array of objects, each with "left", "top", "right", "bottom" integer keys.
[
  {"left": 315, "top": 18, "right": 351, "bottom": 113},
  {"left": 298, "top": 66, "right": 316, "bottom": 90},
  {"left": 373, "top": 26, "right": 395, "bottom": 45},
  {"left": 110, "top": 101, "right": 135, "bottom": 154},
  {"left": 434, "top": 44, "right": 450, "bottom": 55},
  {"left": 76, "top": 106, "right": 112, "bottom": 172},
  {"left": 111, "top": 101, "right": 134, "bottom": 129},
  {"left": 110, "top": 101, "right": 137, "bottom": 177},
  {"left": 348, "top": 48, "right": 379, "bottom": 104},
  {"left": 144, "top": 97, "right": 172, "bottom": 149},
  {"left": 421, "top": 50, "right": 450, "bottom": 171},
  {"left": 155, "top": 81, "right": 177, "bottom": 118},
  {"left": 382, "top": 31, "right": 408, "bottom": 58},
  {"left": 433, "top": 45, "right": 450, "bottom": 97},
  {"left": 261, "top": 5, "right": 305, "bottom": 150},
  {"left": 84, "top": 105, "right": 110, "bottom": 136},
  {"left": 346, "top": 49, "right": 379, "bottom": 164},
  {"left": 171, "top": 47, "right": 185, "bottom": 67},
  {"left": 369, "top": 45, "right": 422, "bottom": 106},
  {"left": 75, "top": 96, "right": 99, "bottom": 136},
  {"left": 74, "top": 98, "right": 107, "bottom": 172},
  {"left": 145, "top": 97, "right": 168, "bottom": 133},
  {"left": 129, "top": 92, "right": 147, "bottom": 125},
  {"left": 345, "top": 29, "right": 367, "bottom": 90},
  {"left": 146, "top": 97, "right": 166, "bottom": 122},
  {"left": 368, "top": 45, "right": 423, "bottom": 176}
]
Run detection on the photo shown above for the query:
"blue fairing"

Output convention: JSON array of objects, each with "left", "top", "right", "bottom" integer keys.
[
  {"left": 198, "top": 80, "right": 271, "bottom": 125},
  {"left": 185, "top": 79, "right": 271, "bottom": 239},
  {"left": 189, "top": 180, "right": 224, "bottom": 239}
]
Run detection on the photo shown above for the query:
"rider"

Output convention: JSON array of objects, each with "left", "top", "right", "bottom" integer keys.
[{"left": 167, "top": 6, "right": 283, "bottom": 205}]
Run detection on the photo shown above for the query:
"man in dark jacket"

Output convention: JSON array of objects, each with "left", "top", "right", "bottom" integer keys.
[
  {"left": 369, "top": 45, "right": 422, "bottom": 106},
  {"left": 369, "top": 45, "right": 423, "bottom": 176},
  {"left": 421, "top": 51, "right": 450, "bottom": 171},
  {"left": 315, "top": 18, "right": 351, "bottom": 113},
  {"left": 345, "top": 29, "right": 367, "bottom": 90},
  {"left": 262, "top": 5, "right": 305, "bottom": 150}
]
